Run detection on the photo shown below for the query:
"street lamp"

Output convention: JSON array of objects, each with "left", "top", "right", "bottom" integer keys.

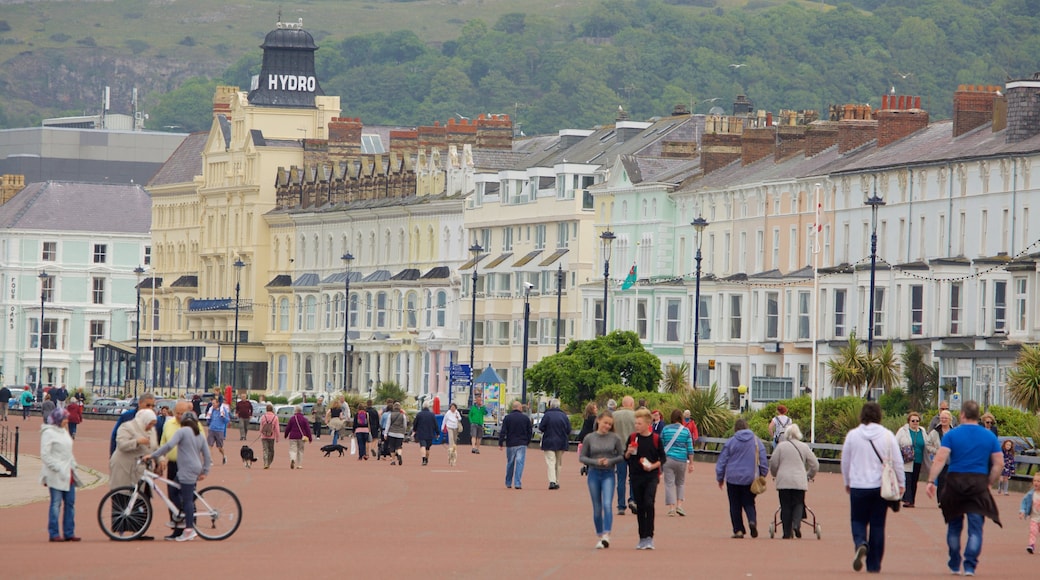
[
  {"left": 468, "top": 242, "right": 483, "bottom": 406},
  {"left": 865, "top": 183, "right": 886, "bottom": 398},
  {"left": 37, "top": 271, "right": 49, "bottom": 402},
  {"left": 692, "top": 216, "right": 708, "bottom": 388},
  {"left": 555, "top": 263, "right": 564, "bottom": 353},
  {"left": 232, "top": 259, "right": 246, "bottom": 394},
  {"left": 599, "top": 231, "right": 615, "bottom": 336},
  {"left": 522, "top": 282, "right": 532, "bottom": 406},
  {"left": 133, "top": 266, "right": 145, "bottom": 397},
  {"left": 341, "top": 253, "right": 354, "bottom": 392}
]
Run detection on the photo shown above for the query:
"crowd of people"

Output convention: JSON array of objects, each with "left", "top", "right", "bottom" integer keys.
[{"left": 28, "top": 387, "right": 1035, "bottom": 570}]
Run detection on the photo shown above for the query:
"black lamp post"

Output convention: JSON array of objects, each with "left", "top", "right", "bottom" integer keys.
[
  {"left": 555, "top": 263, "right": 564, "bottom": 353},
  {"left": 232, "top": 259, "right": 245, "bottom": 393},
  {"left": 865, "top": 185, "right": 885, "bottom": 398},
  {"left": 692, "top": 216, "right": 708, "bottom": 388},
  {"left": 599, "top": 231, "right": 615, "bottom": 336},
  {"left": 468, "top": 242, "right": 483, "bottom": 406},
  {"left": 37, "top": 271, "right": 49, "bottom": 401},
  {"left": 133, "top": 266, "right": 145, "bottom": 397},
  {"left": 341, "top": 253, "right": 354, "bottom": 392},
  {"left": 522, "top": 283, "right": 532, "bottom": 406}
]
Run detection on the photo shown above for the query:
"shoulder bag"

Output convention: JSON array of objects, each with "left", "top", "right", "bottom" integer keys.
[
  {"left": 750, "top": 440, "right": 768, "bottom": 495},
  {"left": 868, "top": 436, "right": 902, "bottom": 501}
]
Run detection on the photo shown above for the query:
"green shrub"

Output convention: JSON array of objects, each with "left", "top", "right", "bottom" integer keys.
[
  {"left": 879, "top": 388, "right": 910, "bottom": 417},
  {"left": 375, "top": 381, "right": 407, "bottom": 403},
  {"left": 988, "top": 405, "right": 1040, "bottom": 440},
  {"left": 672, "top": 384, "right": 733, "bottom": 438}
]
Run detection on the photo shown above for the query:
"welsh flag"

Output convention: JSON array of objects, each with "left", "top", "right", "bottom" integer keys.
[{"left": 621, "top": 264, "right": 637, "bottom": 291}]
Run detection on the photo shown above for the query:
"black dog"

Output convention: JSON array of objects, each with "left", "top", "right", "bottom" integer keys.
[
  {"left": 240, "top": 445, "right": 257, "bottom": 468},
  {"left": 321, "top": 444, "right": 346, "bottom": 457}
]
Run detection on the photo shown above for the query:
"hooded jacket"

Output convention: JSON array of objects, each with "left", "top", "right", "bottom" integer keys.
[
  {"left": 40, "top": 424, "right": 80, "bottom": 492},
  {"left": 716, "top": 429, "right": 769, "bottom": 485},
  {"left": 538, "top": 407, "right": 572, "bottom": 451},
  {"left": 841, "top": 422, "right": 905, "bottom": 490}
]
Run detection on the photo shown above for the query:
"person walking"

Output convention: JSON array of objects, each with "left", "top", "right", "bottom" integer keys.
[
  {"left": 0, "top": 385, "right": 11, "bottom": 421},
  {"left": 258, "top": 403, "right": 278, "bottom": 469},
  {"left": 311, "top": 396, "right": 327, "bottom": 440},
  {"left": 353, "top": 405, "right": 370, "bottom": 460},
  {"left": 1019, "top": 473, "right": 1040, "bottom": 554},
  {"left": 148, "top": 411, "right": 212, "bottom": 542},
  {"left": 612, "top": 396, "right": 637, "bottom": 515},
  {"left": 499, "top": 401, "right": 533, "bottom": 489},
  {"left": 365, "top": 399, "right": 381, "bottom": 459},
  {"left": 65, "top": 399, "right": 83, "bottom": 439},
  {"left": 929, "top": 400, "right": 958, "bottom": 430},
  {"left": 41, "top": 392, "right": 55, "bottom": 421},
  {"left": 769, "top": 404, "right": 792, "bottom": 446},
  {"left": 326, "top": 398, "right": 347, "bottom": 447},
  {"left": 386, "top": 402, "right": 408, "bottom": 465},
  {"left": 469, "top": 394, "right": 486, "bottom": 454},
  {"left": 841, "top": 402, "right": 904, "bottom": 573},
  {"left": 579, "top": 409, "right": 625, "bottom": 549},
  {"left": 716, "top": 418, "right": 769, "bottom": 539},
  {"left": 539, "top": 400, "right": 571, "bottom": 490},
  {"left": 235, "top": 393, "right": 252, "bottom": 441},
  {"left": 412, "top": 402, "right": 439, "bottom": 466},
  {"left": 53, "top": 385, "right": 68, "bottom": 409},
  {"left": 205, "top": 395, "right": 230, "bottom": 465},
  {"left": 661, "top": 409, "right": 695, "bottom": 518},
  {"left": 625, "top": 408, "right": 666, "bottom": 550},
  {"left": 20, "top": 386, "right": 34, "bottom": 420},
  {"left": 442, "top": 402, "right": 463, "bottom": 461},
  {"left": 576, "top": 402, "right": 598, "bottom": 477},
  {"left": 929, "top": 409, "right": 955, "bottom": 504},
  {"left": 769, "top": 423, "right": 819, "bottom": 539},
  {"left": 998, "top": 439, "right": 1016, "bottom": 496},
  {"left": 895, "top": 411, "right": 936, "bottom": 508},
  {"left": 926, "top": 400, "right": 1002, "bottom": 576},
  {"left": 284, "top": 405, "right": 313, "bottom": 470},
  {"left": 40, "top": 407, "right": 82, "bottom": 542}
]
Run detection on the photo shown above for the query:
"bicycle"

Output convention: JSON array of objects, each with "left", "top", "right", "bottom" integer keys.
[{"left": 97, "top": 459, "right": 242, "bottom": 541}]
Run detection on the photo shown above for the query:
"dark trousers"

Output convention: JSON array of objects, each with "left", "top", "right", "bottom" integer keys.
[
  {"left": 356, "top": 433, "right": 369, "bottom": 458},
  {"left": 167, "top": 461, "right": 180, "bottom": 522},
  {"left": 778, "top": 488, "right": 806, "bottom": 538},
  {"left": 180, "top": 481, "right": 196, "bottom": 529},
  {"left": 631, "top": 476, "right": 658, "bottom": 539},
  {"left": 903, "top": 462, "right": 922, "bottom": 505},
  {"left": 850, "top": 487, "right": 889, "bottom": 573},
  {"left": 312, "top": 420, "right": 323, "bottom": 438},
  {"left": 726, "top": 482, "right": 757, "bottom": 534},
  {"left": 615, "top": 460, "right": 630, "bottom": 510}
]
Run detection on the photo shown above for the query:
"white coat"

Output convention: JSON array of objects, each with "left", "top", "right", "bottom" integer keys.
[{"left": 39, "top": 424, "right": 81, "bottom": 492}]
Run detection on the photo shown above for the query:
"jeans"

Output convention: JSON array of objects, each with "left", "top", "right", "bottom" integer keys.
[
  {"left": 505, "top": 446, "right": 526, "bottom": 488},
  {"left": 615, "top": 460, "right": 630, "bottom": 510},
  {"left": 68, "top": 422, "right": 78, "bottom": 439},
  {"left": 903, "top": 462, "right": 922, "bottom": 505},
  {"left": 849, "top": 487, "right": 889, "bottom": 573},
  {"left": 356, "top": 433, "right": 369, "bottom": 458},
  {"left": 726, "top": 483, "right": 757, "bottom": 534},
  {"left": 48, "top": 486, "right": 76, "bottom": 539},
  {"left": 587, "top": 468, "right": 616, "bottom": 535},
  {"left": 778, "top": 488, "right": 806, "bottom": 538},
  {"left": 632, "top": 476, "right": 658, "bottom": 539},
  {"left": 947, "top": 512, "right": 985, "bottom": 574},
  {"left": 331, "top": 429, "right": 340, "bottom": 447},
  {"left": 544, "top": 450, "right": 564, "bottom": 484}
]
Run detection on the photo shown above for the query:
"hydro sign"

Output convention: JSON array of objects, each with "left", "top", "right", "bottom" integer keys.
[{"left": 267, "top": 74, "right": 317, "bottom": 92}]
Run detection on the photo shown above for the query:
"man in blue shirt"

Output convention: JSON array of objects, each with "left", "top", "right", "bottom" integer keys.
[
  {"left": 205, "top": 396, "right": 231, "bottom": 465},
  {"left": 926, "top": 400, "right": 1002, "bottom": 576}
]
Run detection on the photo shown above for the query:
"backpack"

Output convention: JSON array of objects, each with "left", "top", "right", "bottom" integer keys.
[
  {"left": 627, "top": 431, "right": 662, "bottom": 456},
  {"left": 773, "top": 415, "right": 791, "bottom": 444},
  {"left": 356, "top": 410, "right": 368, "bottom": 427},
  {"left": 260, "top": 416, "right": 276, "bottom": 437}
]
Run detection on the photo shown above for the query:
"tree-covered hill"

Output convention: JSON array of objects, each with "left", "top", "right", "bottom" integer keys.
[{"left": 2, "top": 0, "right": 1038, "bottom": 134}]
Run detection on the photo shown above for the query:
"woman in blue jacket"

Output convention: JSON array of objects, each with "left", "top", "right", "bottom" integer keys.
[{"left": 716, "top": 418, "right": 768, "bottom": 538}]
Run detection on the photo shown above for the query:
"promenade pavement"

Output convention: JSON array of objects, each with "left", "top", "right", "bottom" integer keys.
[{"left": 1, "top": 418, "right": 1036, "bottom": 579}]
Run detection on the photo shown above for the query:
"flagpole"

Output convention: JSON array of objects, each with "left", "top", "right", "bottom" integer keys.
[{"left": 810, "top": 183, "right": 822, "bottom": 444}]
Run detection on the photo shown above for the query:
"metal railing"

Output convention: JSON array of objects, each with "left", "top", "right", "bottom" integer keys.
[{"left": 0, "top": 424, "right": 20, "bottom": 478}]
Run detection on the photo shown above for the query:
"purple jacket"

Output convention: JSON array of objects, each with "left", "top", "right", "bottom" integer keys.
[
  {"left": 716, "top": 429, "right": 769, "bottom": 485},
  {"left": 284, "top": 412, "right": 313, "bottom": 441}
]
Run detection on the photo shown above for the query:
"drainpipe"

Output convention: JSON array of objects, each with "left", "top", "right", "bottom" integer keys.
[
  {"left": 947, "top": 163, "right": 954, "bottom": 257},
  {"left": 1011, "top": 157, "right": 1018, "bottom": 256}
]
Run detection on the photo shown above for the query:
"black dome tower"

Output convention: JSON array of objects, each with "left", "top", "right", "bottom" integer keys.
[{"left": 247, "top": 19, "right": 325, "bottom": 108}]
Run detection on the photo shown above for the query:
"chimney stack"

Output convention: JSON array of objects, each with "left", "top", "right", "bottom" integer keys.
[
  {"left": 700, "top": 114, "right": 743, "bottom": 175},
  {"left": 1005, "top": 73, "right": 1040, "bottom": 143},
  {"left": 741, "top": 126, "right": 775, "bottom": 166},
  {"left": 213, "top": 85, "right": 238, "bottom": 119},
  {"left": 327, "top": 117, "right": 363, "bottom": 158},
  {"left": 952, "top": 85, "right": 1001, "bottom": 137},
  {"left": 476, "top": 114, "right": 513, "bottom": 149},
  {"left": 876, "top": 94, "right": 928, "bottom": 147},
  {"left": 837, "top": 104, "right": 877, "bottom": 154}
]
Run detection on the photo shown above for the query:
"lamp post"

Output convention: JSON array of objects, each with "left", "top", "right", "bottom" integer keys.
[
  {"left": 37, "top": 271, "right": 49, "bottom": 402},
  {"left": 468, "top": 243, "right": 483, "bottom": 406},
  {"left": 865, "top": 185, "right": 886, "bottom": 399},
  {"left": 599, "top": 231, "right": 615, "bottom": 336},
  {"left": 341, "top": 253, "right": 354, "bottom": 392},
  {"left": 555, "top": 263, "right": 564, "bottom": 353},
  {"left": 692, "top": 216, "right": 708, "bottom": 388},
  {"left": 232, "top": 259, "right": 245, "bottom": 394},
  {"left": 522, "top": 283, "right": 532, "bottom": 406},
  {"left": 133, "top": 266, "right": 145, "bottom": 397}
]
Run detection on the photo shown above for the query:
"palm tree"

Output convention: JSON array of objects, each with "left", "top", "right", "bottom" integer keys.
[
  {"left": 827, "top": 332, "right": 867, "bottom": 396},
  {"left": 866, "top": 342, "right": 901, "bottom": 394},
  {"left": 902, "top": 343, "right": 937, "bottom": 410},
  {"left": 662, "top": 362, "right": 690, "bottom": 393},
  {"left": 1008, "top": 344, "right": 1040, "bottom": 413}
]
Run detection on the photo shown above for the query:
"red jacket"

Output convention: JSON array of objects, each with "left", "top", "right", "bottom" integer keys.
[
  {"left": 66, "top": 402, "right": 83, "bottom": 424},
  {"left": 236, "top": 399, "right": 253, "bottom": 419}
]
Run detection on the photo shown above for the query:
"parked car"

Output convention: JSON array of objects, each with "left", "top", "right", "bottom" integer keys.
[
  {"left": 86, "top": 398, "right": 120, "bottom": 414},
  {"left": 276, "top": 403, "right": 314, "bottom": 426},
  {"left": 249, "top": 401, "right": 267, "bottom": 424},
  {"left": 108, "top": 400, "right": 132, "bottom": 416}
]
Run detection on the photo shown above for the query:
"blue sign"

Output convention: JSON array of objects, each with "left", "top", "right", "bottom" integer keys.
[{"left": 449, "top": 364, "right": 472, "bottom": 382}]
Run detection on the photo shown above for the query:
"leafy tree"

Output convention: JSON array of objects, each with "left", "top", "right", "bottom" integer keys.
[
  {"left": 901, "top": 343, "right": 937, "bottom": 411},
  {"left": 662, "top": 362, "right": 690, "bottom": 393},
  {"left": 1008, "top": 344, "right": 1040, "bottom": 413},
  {"left": 827, "top": 333, "right": 867, "bottom": 396},
  {"left": 145, "top": 77, "right": 219, "bottom": 132},
  {"left": 671, "top": 383, "right": 732, "bottom": 438},
  {"left": 526, "top": 330, "right": 662, "bottom": 408}
]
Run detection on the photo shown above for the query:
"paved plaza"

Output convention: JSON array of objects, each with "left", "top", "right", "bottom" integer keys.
[{"left": 1, "top": 418, "right": 1036, "bottom": 578}]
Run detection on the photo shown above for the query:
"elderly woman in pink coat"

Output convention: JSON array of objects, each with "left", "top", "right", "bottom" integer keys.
[{"left": 109, "top": 408, "right": 158, "bottom": 489}]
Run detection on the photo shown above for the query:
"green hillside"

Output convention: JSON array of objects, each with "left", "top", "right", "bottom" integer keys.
[{"left": 0, "top": 0, "right": 1036, "bottom": 134}]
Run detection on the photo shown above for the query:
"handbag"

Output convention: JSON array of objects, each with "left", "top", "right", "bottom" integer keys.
[
  {"left": 349, "top": 436, "right": 358, "bottom": 455},
  {"left": 900, "top": 445, "right": 915, "bottom": 464},
  {"left": 869, "top": 438, "right": 903, "bottom": 502},
  {"left": 750, "top": 440, "right": 768, "bottom": 495}
]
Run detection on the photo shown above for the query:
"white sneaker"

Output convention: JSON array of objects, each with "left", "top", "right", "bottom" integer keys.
[
  {"left": 595, "top": 539, "right": 605, "bottom": 549},
  {"left": 645, "top": 538, "right": 655, "bottom": 550},
  {"left": 176, "top": 530, "right": 197, "bottom": 542},
  {"left": 601, "top": 534, "right": 610, "bottom": 549}
]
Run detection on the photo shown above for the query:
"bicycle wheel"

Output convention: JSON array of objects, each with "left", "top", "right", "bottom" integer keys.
[
  {"left": 97, "top": 486, "right": 152, "bottom": 541},
  {"left": 193, "top": 486, "right": 242, "bottom": 540}
]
